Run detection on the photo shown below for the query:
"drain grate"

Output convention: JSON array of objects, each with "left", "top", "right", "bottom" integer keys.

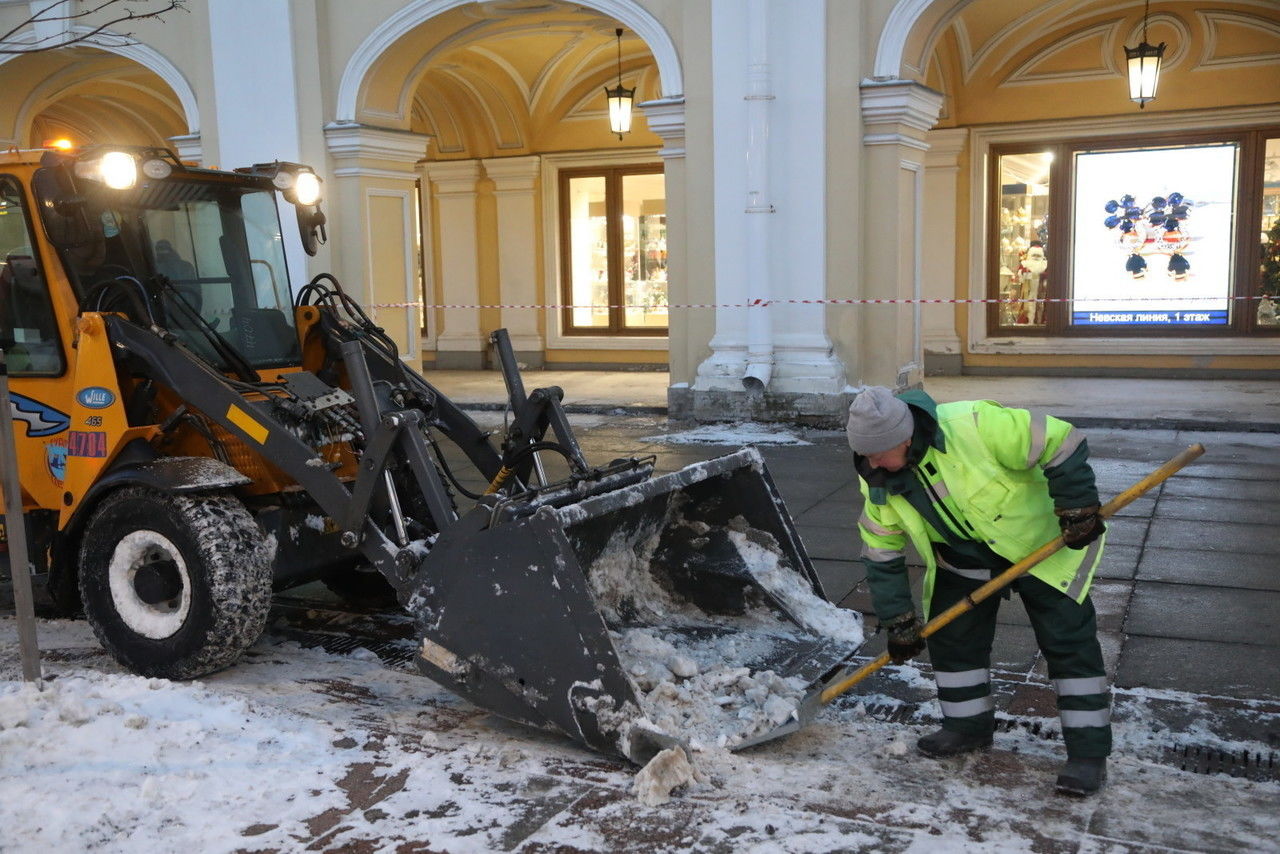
[
  {"left": 1161, "top": 744, "right": 1280, "bottom": 782},
  {"left": 280, "top": 629, "right": 418, "bottom": 671}
]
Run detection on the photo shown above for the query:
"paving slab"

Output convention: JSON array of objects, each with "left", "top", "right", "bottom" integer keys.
[
  {"left": 792, "top": 499, "right": 860, "bottom": 529},
  {"left": 1147, "top": 518, "right": 1280, "bottom": 556},
  {"left": 1160, "top": 476, "right": 1280, "bottom": 502},
  {"left": 1155, "top": 495, "right": 1278, "bottom": 525},
  {"left": 794, "top": 523, "right": 859, "bottom": 563},
  {"left": 1124, "top": 582, "right": 1280, "bottom": 646},
  {"left": 1098, "top": 516, "right": 1150, "bottom": 548},
  {"left": 1095, "top": 544, "right": 1140, "bottom": 580},
  {"left": 1115, "top": 636, "right": 1280, "bottom": 699},
  {"left": 812, "top": 559, "right": 860, "bottom": 603},
  {"left": 1137, "top": 547, "right": 1280, "bottom": 591}
]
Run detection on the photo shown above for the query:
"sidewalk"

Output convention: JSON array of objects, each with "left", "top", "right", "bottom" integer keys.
[{"left": 423, "top": 369, "right": 1280, "bottom": 432}]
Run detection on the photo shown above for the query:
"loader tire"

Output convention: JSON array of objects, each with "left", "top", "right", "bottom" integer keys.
[{"left": 78, "top": 487, "right": 274, "bottom": 680}]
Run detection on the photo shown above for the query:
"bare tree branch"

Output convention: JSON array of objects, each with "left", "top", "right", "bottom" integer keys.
[{"left": 0, "top": 0, "right": 187, "bottom": 55}]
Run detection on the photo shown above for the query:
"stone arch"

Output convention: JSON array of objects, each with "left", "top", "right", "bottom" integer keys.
[
  {"left": 0, "top": 25, "right": 199, "bottom": 134},
  {"left": 874, "top": 0, "right": 969, "bottom": 81},
  {"left": 335, "top": 0, "right": 682, "bottom": 124}
]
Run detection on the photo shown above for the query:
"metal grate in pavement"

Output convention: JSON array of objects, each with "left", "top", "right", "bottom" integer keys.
[
  {"left": 279, "top": 628, "right": 418, "bottom": 671},
  {"left": 1161, "top": 744, "right": 1280, "bottom": 782}
]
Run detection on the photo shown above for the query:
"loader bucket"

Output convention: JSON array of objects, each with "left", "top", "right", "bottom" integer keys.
[{"left": 407, "top": 447, "right": 865, "bottom": 763}]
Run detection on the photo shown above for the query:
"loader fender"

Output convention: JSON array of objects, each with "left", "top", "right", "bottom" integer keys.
[{"left": 77, "top": 444, "right": 253, "bottom": 515}]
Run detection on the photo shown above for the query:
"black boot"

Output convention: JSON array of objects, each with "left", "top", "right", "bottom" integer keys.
[
  {"left": 917, "top": 727, "right": 994, "bottom": 758},
  {"left": 1055, "top": 756, "right": 1107, "bottom": 795}
]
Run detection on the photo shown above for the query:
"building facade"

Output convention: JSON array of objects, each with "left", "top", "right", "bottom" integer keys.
[{"left": 2, "top": 0, "right": 1277, "bottom": 424}]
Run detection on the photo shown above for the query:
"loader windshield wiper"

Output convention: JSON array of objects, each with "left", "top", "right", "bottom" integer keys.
[{"left": 157, "top": 276, "right": 260, "bottom": 383}]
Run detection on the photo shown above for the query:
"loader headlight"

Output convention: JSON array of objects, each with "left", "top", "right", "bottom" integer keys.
[
  {"left": 75, "top": 150, "right": 139, "bottom": 190},
  {"left": 271, "top": 167, "right": 322, "bottom": 206},
  {"left": 291, "top": 171, "right": 322, "bottom": 206}
]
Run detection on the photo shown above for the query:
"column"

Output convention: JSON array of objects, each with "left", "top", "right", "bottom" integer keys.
[
  {"left": 767, "top": 0, "right": 844, "bottom": 397},
  {"left": 859, "top": 79, "right": 944, "bottom": 390},
  {"left": 640, "top": 96, "right": 691, "bottom": 408},
  {"left": 423, "top": 159, "right": 484, "bottom": 369},
  {"left": 324, "top": 123, "right": 430, "bottom": 360},
  {"left": 481, "top": 155, "right": 543, "bottom": 367},
  {"left": 207, "top": 0, "right": 307, "bottom": 282},
  {"left": 922, "top": 127, "right": 968, "bottom": 375}
]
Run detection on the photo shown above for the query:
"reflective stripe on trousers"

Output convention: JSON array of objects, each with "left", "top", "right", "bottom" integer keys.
[{"left": 935, "top": 667, "right": 993, "bottom": 721}]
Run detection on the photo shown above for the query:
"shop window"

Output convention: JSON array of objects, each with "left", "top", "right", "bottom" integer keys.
[
  {"left": 1259, "top": 137, "right": 1280, "bottom": 328},
  {"left": 994, "top": 151, "right": 1052, "bottom": 328},
  {"left": 988, "top": 130, "right": 1279, "bottom": 337},
  {"left": 560, "top": 165, "right": 666, "bottom": 335},
  {"left": 0, "top": 176, "right": 62, "bottom": 375}
]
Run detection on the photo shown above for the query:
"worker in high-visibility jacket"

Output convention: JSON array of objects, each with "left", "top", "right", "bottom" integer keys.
[{"left": 847, "top": 386, "right": 1110, "bottom": 795}]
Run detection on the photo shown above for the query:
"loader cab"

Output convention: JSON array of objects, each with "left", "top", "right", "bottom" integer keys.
[{"left": 31, "top": 146, "right": 318, "bottom": 371}]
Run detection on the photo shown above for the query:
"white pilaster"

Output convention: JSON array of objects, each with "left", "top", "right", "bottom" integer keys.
[
  {"left": 922, "top": 127, "right": 968, "bottom": 373},
  {"left": 767, "top": 0, "right": 844, "bottom": 395},
  {"left": 424, "top": 160, "right": 484, "bottom": 369},
  {"left": 208, "top": 0, "right": 307, "bottom": 281},
  {"left": 859, "top": 79, "right": 944, "bottom": 390},
  {"left": 695, "top": 0, "right": 751, "bottom": 391},
  {"left": 695, "top": 0, "right": 844, "bottom": 398},
  {"left": 323, "top": 123, "right": 430, "bottom": 360},
  {"left": 167, "top": 133, "right": 202, "bottom": 165},
  {"left": 482, "top": 155, "right": 543, "bottom": 364}
]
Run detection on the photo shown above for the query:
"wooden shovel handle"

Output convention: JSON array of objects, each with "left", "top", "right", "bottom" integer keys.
[{"left": 819, "top": 443, "right": 1205, "bottom": 705}]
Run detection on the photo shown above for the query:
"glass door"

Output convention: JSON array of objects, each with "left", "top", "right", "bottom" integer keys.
[{"left": 560, "top": 165, "right": 666, "bottom": 335}]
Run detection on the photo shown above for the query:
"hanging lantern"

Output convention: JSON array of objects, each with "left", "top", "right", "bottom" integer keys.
[
  {"left": 604, "top": 28, "right": 634, "bottom": 139},
  {"left": 1124, "top": 0, "right": 1166, "bottom": 108}
]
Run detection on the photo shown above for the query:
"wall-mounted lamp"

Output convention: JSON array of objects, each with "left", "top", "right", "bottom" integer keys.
[
  {"left": 604, "top": 27, "right": 634, "bottom": 139},
  {"left": 1124, "top": 0, "right": 1166, "bottom": 108}
]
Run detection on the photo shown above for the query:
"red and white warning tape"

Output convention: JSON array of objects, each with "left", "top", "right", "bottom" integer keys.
[{"left": 367, "top": 294, "right": 1270, "bottom": 311}]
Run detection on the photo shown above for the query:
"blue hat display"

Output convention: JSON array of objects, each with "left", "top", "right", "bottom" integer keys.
[{"left": 846, "top": 387, "right": 913, "bottom": 454}]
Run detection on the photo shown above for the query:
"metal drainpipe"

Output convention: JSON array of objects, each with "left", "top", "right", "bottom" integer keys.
[{"left": 742, "top": 0, "right": 774, "bottom": 392}]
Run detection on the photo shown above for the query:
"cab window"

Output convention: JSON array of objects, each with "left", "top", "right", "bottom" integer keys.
[{"left": 0, "top": 176, "right": 62, "bottom": 375}]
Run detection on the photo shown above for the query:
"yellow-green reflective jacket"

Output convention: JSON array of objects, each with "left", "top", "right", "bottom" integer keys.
[{"left": 857, "top": 398, "right": 1106, "bottom": 619}]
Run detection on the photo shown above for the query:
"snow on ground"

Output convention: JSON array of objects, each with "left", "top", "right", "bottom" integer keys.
[
  {"left": 642, "top": 423, "right": 813, "bottom": 446},
  {"left": 3, "top": 617, "right": 1278, "bottom": 852}
]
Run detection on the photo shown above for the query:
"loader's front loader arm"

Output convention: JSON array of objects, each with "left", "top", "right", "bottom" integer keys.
[{"left": 100, "top": 313, "right": 456, "bottom": 597}]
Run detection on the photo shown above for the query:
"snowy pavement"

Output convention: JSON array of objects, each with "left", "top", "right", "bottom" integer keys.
[
  {"left": 3, "top": 417, "right": 1280, "bottom": 852},
  {"left": 3, "top": 615, "right": 1278, "bottom": 853}
]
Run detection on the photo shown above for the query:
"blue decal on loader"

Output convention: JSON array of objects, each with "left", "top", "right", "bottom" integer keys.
[
  {"left": 9, "top": 392, "right": 70, "bottom": 437},
  {"left": 76, "top": 387, "right": 117, "bottom": 409}
]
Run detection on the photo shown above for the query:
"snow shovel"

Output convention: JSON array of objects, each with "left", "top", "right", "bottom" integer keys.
[
  {"left": 408, "top": 446, "right": 866, "bottom": 763},
  {"left": 740, "top": 442, "right": 1207, "bottom": 743}
]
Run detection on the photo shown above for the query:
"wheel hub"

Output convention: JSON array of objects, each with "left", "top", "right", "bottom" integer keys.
[
  {"left": 132, "top": 557, "right": 184, "bottom": 605},
  {"left": 108, "top": 530, "right": 193, "bottom": 639}
]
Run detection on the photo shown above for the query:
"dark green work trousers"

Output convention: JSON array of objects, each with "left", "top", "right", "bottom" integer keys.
[{"left": 926, "top": 568, "right": 1112, "bottom": 758}]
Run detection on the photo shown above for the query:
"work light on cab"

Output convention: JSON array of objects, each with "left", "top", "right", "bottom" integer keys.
[
  {"left": 75, "top": 150, "right": 138, "bottom": 190},
  {"left": 291, "top": 171, "right": 322, "bottom": 206}
]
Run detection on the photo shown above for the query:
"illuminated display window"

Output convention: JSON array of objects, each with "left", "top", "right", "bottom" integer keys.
[{"left": 988, "top": 129, "right": 1279, "bottom": 337}]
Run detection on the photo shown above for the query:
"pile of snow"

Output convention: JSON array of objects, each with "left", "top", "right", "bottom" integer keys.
[
  {"left": 579, "top": 504, "right": 863, "bottom": 759},
  {"left": 0, "top": 668, "right": 356, "bottom": 850},
  {"left": 642, "top": 423, "right": 812, "bottom": 446}
]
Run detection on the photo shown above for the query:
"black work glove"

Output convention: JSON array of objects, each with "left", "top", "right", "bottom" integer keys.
[
  {"left": 1056, "top": 504, "right": 1106, "bottom": 549},
  {"left": 883, "top": 611, "right": 925, "bottom": 663}
]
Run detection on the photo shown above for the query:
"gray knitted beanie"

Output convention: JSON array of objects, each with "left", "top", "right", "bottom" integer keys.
[{"left": 846, "top": 387, "right": 913, "bottom": 454}]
